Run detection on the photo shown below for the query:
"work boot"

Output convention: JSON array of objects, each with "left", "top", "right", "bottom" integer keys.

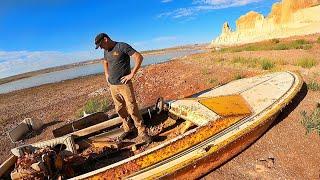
[
  {"left": 137, "top": 132, "right": 152, "bottom": 144},
  {"left": 117, "top": 129, "right": 134, "bottom": 141}
]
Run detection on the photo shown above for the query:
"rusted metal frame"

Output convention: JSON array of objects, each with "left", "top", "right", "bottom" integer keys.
[
  {"left": 70, "top": 117, "right": 122, "bottom": 138},
  {"left": 0, "top": 155, "right": 17, "bottom": 177},
  {"left": 87, "top": 115, "right": 246, "bottom": 179},
  {"left": 55, "top": 106, "right": 155, "bottom": 139},
  {"left": 52, "top": 109, "right": 139, "bottom": 138},
  {"left": 53, "top": 112, "right": 109, "bottom": 138}
]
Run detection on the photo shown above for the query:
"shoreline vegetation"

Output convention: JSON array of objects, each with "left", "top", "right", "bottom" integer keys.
[{"left": 0, "top": 43, "right": 207, "bottom": 85}]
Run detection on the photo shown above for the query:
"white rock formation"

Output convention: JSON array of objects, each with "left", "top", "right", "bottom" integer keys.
[{"left": 211, "top": 0, "right": 320, "bottom": 47}]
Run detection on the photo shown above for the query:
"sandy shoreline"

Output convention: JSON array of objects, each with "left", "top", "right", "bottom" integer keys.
[{"left": 0, "top": 36, "right": 319, "bottom": 179}]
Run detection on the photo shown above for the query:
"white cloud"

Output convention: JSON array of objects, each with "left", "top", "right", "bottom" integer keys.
[
  {"left": 0, "top": 50, "right": 102, "bottom": 78},
  {"left": 161, "top": 0, "right": 173, "bottom": 3},
  {"left": 158, "top": 0, "right": 262, "bottom": 18}
]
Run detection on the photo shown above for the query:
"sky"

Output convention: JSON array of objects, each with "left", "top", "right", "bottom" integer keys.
[{"left": 0, "top": 0, "right": 279, "bottom": 78}]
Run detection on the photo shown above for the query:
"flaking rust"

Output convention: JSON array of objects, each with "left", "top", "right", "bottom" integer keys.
[
  {"left": 90, "top": 95, "right": 253, "bottom": 179},
  {"left": 199, "top": 95, "right": 252, "bottom": 117},
  {"left": 91, "top": 115, "right": 248, "bottom": 179}
]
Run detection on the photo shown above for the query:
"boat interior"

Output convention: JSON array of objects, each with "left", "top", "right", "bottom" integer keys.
[{"left": 4, "top": 100, "right": 199, "bottom": 179}]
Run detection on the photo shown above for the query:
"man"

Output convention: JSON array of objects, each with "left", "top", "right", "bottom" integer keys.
[{"left": 95, "top": 33, "right": 151, "bottom": 144}]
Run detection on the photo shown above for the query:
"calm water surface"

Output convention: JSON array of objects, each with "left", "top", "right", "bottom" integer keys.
[{"left": 0, "top": 49, "right": 204, "bottom": 94}]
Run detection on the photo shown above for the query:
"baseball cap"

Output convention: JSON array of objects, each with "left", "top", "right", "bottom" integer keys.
[{"left": 95, "top": 33, "right": 108, "bottom": 49}]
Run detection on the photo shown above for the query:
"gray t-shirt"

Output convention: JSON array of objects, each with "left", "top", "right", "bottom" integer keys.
[{"left": 104, "top": 42, "right": 137, "bottom": 85}]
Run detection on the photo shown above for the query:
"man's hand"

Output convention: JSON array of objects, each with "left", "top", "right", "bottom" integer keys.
[
  {"left": 121, "top": 52, "right": 143, "bottom": 84},
  {"left": 120, "top": 51, "right": 143, "bottom": 84},
  {"left": 120, "top": 73, "right": 134, "bottom": 84}
]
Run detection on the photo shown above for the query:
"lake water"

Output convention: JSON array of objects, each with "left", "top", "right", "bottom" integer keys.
[{"left": 0, "top": 49, "right": 204, "bottom": 94}]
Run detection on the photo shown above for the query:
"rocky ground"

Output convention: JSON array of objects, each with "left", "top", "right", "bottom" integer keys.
[{"left": 0, "top": 34, "right": 320, "bottom": 179}]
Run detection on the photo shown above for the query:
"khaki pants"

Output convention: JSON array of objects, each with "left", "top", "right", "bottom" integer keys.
[{"left": 109, "top": 81, "right": 146, "bottom": 135}]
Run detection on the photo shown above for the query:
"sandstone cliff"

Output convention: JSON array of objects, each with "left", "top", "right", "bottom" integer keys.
[{"left": 211, "top": 0, "right": 320, "bottom": 47}]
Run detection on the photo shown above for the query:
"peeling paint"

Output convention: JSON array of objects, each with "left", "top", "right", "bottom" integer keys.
[{"left": 89, "top": 115, "right": 247, "bottom": 179}]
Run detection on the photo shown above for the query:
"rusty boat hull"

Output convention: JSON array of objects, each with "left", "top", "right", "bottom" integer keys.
[
  {"left": 73, "top": 71, "right": 303, "bottom": 179},
  {"left": 0, "top": 71, "right": 303, "bottom": 179}
]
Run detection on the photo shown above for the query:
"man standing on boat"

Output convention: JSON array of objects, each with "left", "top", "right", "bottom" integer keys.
[{"left": 95, "top": 33, "right": 151, "bottom": 144}]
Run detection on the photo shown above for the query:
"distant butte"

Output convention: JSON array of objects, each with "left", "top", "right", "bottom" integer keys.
[{"left": 211, "top": 0, "right": 320, "bottom": 47}]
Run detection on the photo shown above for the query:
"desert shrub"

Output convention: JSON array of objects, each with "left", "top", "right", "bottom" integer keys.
[
  {"left": 271, "top": 38, "right": 280, "bottom": 44},
  {"left": 232, "top": 57, "right": 277, "bottom": 69},
  {"left": 302, "top": 44, "right": 313, "bottom": 50},
  {"left": 208, "top": 78, "right": 217, "bottom": 84},
  {"left": 232, "top": 57, "right": 258, "bottom": 68},
  {"left": 317, "top": 36, "right": 320, "bottom": 43},
  {"left": 216, "top": 57, "right": 226, "bottom": 62},
  {"left": 300, "top": 106, "right": 320, "bottom": 136},
  {"left": 274, "top": 44, "right": 289, "bottom": 50},
  {"left": 273, "top": 39, "right": 310, "bottom": 50},
  {"left": 222, "top": 39, "right": 312, "bottom": 53},
  {"left": 234, "top": 73, "right": 244, "bottom": 80},
  {"left": 227, "top": 46, "right": 246, "bottom": 52},
  {"left": 307, "top": 81, "right": 320, "bottom": 91},
  {"left": 291, "top": 39, "right": 310, "bottom": 49},
  {"left": 232, "top": 56, "right": 246, "bottom": 64},
  {"left": 202, "top": 68, "right": 210, "bottom": 75},
  {"left": 226, "top": 43, "right": 269, "bottom": 52},
  {"left": 77, "top": 98, "right": 109, "bottom": 117},
  {"left": 260, "top": 59, "right": 275, "bottom": 70},
  {"left": 296, "top": 57, "right": 317, "bottom": 68},
  {"left": 243, "top": 45, "right": 262, "bottom": 51},
  {"left": 277, "top": 59, "right": 289, "bottom": 65},
  {"left": 294, "top": 39, "right": 308, "bottom": 45}
]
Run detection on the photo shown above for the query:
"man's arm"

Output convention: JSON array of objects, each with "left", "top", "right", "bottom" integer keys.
[
  {"left": 130, "top": 52, "right": 143, "bottom": 76},
  {"left": 120, "top": 52, "right": 143, "bottom": 84},
  {"left": 102, "top": 59, "right": 109, "bottom": 83}
]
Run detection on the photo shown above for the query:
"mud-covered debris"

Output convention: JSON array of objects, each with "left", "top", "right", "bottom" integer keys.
[
  {"left": 147, "top": 123, "right": 164, "bottom": 136},
  {"left": 88, "top": 88, "right": 108, "bottom": 97},
  {"left": 255, "top": 164, "right": 266, "bottom": 173},
  {"left": 12, "top": 146, "right": 76, "bottom": 179},
  {"left": 258, "top": 156, "right": 275, "bottom": 169}
]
